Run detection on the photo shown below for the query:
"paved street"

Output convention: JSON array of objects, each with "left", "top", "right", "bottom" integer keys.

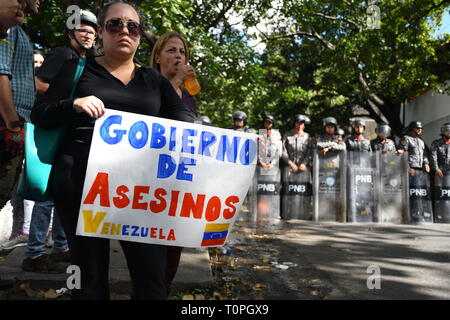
[{"left": 211, "top": 210, "right": 450, "bottom": 300}]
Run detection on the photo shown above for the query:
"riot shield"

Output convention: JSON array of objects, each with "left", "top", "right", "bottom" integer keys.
[
  {"left": 313, "top": 150, "right": 346, "bottom": 222},
  {"left": 281, "top": 166, "right": 313, "bottom": 220},
  {"left": 377, "top": 152, "right": 409, "bottom": 223},
  {"left": 433, "top": 172, "right": 450, "bottom": 223},
  {"left": 347, "top": 151, "right": 379, "bottom": 223},
  {"left": 256, "top": 165, "right": 281, "bottom": 230},
  {"left": 408, "top": 170, "right": 433, "bottom": 223}
]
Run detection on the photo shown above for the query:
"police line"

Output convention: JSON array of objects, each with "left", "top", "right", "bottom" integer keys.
[{"left": 254, "top": 150, "right": 449, "bottom": 224}]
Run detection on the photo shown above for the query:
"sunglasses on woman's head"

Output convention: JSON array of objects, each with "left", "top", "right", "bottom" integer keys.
[{"left": 104, "top": 18, "right": 142, "bottom": 38}]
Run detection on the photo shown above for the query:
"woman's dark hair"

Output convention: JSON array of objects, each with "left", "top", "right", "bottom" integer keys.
[
  {"left": 97, "top": 1, "right": 143, "bottom": 27},
  {"left": 95, "top": 1, "right": 144, "bottom": 56}
]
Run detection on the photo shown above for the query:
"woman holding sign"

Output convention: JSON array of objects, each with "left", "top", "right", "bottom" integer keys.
[{"left": 31, "top": 1, "right": 193, "bottom": 300}]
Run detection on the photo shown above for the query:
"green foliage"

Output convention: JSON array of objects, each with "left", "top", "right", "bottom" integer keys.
[{"left": 24, "top": 0, "right": 450, "bottom": 136}]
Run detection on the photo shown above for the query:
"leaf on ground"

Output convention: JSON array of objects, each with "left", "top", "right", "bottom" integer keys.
[
  {"left": 43, "top": 288, "right": 64, "bottom": 299},
  {"left": 252, "top": 283, "right": 264, "bottom": 291},
  {"left": 19, "top": 283, "right": 37, "bottom": 297},
  {"left": 252, "top": 265, "right": 272, "bottom": 270},
  {"left": 182, "top": 294, "right": 194, "bottom": 300},
  {"left": 194, "top": 294, "right": 205, "bottom": 300},
  {"left": 213, "top": 291, "right": 224, "bottom": 300}
]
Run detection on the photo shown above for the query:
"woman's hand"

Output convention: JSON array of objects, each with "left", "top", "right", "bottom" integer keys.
[
  {"left": 175, "top": 64, "right": 196, "bottom": 82},
  {"left": 73, "top": 96, "right": 105, "bottom": 118}
]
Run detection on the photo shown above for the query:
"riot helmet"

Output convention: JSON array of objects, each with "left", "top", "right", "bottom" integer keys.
[
  {"left": 198, "top": 115, "right": 212, "bottom": 126},
  {"left": 376, "top": 123, "right": 391, "bottom": 137},
  {"left": 441, "top": 122, "right": 450, "bottom": 137},
  {"left": 293, "top": 114, "right": 311, "bottom": 125}
]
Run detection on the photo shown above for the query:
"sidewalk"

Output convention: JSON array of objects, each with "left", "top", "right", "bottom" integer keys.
[{"left": 0, "top": 241, "right": 213, "bottom": 299}]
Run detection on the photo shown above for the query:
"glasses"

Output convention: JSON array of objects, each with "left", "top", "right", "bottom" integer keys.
[
  {"left": 105, "top": 19, "right": 142, "bottom": 38},
  {"left": 75, "top": 29, "right": 96, "bottom": 37}
]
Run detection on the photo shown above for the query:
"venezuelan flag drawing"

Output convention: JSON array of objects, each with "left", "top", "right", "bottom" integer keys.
[{"left": 201, "top": 223, "right": 230, "bottom": 246}]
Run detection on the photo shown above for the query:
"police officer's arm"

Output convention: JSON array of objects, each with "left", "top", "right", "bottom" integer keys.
[
  {"left": 281, "top": 135, "right": 297, "bottom": 170},
  {"left": 257, "top": 136, "right": 266, "bottom": 166},
  {"left": 423, "top": 141, "right": 431, "bottom": 172},
  {"left": 281, "top": 136, "right": 290, "bottom": 165},
  {"left": 430, "top": 141, "right": 442, "bottom": 174},
  {"left": 303, "top": 138, "right": 313, "bottom": 167},
  {"left": 331, "top": 140, "right": 346, "bottom": 152},
  {"left": 397, "top": 136, "right": 408, "bottom": 154}
]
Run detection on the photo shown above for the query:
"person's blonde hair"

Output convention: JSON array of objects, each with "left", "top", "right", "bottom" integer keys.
[{"left": 150, "top": 31, "right": 190, "bottom": 72}]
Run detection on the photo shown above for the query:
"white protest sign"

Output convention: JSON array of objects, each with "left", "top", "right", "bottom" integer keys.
[{"left": 76, "top": 109, "right": 257, "bottom": 247}]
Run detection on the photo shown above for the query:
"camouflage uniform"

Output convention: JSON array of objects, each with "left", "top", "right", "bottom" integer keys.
[
  {"left": 370, "top": 138, "right": 397, "bottom": 153},
  {"left": 282, "top": 130, "right": 312, "bottom": 167},
  {"left": 345, "top": 136, "right": 372, "bottom": 152},
  {"left": 398, "top": 135, "right": 429, "bottom": 169},
  {"left": 430, "top": 138, "right": 450, "bottom": 173},
  {"left": 317, "top": 135, "right": 346, "bottom": 152}
]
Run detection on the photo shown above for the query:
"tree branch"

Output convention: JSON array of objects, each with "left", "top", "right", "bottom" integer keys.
[{"left": 312, "top": 12, "right": 363, "bottom": 33}]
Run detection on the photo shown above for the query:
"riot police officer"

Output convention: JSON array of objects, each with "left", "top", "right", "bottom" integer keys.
[
  {"left": 397, "top": 121, "right": 430, "bottom": 175},
  {"left": 398, "top": 121, "right": 433, "bottom": 223},
  {"left": 313, "top": 117, "right": 346, "bottom": 222},
  {"left": 345, "top": 118, "right": 376, "bottom": 222},
  {"left": 371, "top": 123, "right": 397, "bottom": 154},
  {"left": 282, "top": 114, "right": 312, "bottom": 171},
  {"left": 281, "top": 114, "right": 313, "bottom": 220},
  {"left": 256, "top": 115, "right": 283, "bottom": 224},
  {"left": 430, "top": 123, "right": 450, "bottom": 223},
  {"left": 430, "top": 123, "right": 450, "bottom": 178},
  {"left": 231, "top": 111, "right": 255, "bottom": 133},
  {"left": 316, "top": 117, "right": 346, "bottom": 155},
  {"left": 345, "top": 119, "right": 372, "bottom": 152},
  {"left": 258, "top": 115, "right": 282, "bottom": 169}
]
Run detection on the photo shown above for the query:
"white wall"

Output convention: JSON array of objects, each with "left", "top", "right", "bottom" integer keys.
[{"left": 404, "top": 83, "right": 450, "bottom": 146}]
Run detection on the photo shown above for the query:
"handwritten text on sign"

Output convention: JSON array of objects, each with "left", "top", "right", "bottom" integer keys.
[{"left": 76, "top": 109, "right": 257, "bottom": 247}]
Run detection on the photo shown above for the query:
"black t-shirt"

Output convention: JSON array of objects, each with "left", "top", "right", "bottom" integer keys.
[
  {"left": 32, "top": 55, "right": 194, "bottom": 154},
  {"left": 35, "top": 46, "right": 79, "bottom": 83}
]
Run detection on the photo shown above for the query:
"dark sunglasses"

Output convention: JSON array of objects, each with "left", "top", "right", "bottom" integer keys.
[{"left": 105, "top": 18, "right": 142, "bottom": 38}]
